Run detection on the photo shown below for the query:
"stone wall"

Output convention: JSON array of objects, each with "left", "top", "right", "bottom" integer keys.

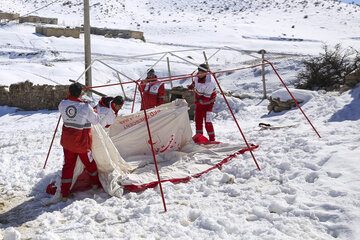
[
  {"left": 0, "top": 81, "right": 68, "bottom": 111},
  {"left": 0, "top": 12, "right": 20, "bottom": 21},
  {"left": 35, "top": 26, "right": 144, "bottom": 40},
  {"left": 19, "top": 15, "right": 58, "bottom": 24},
  {"left": 89, "top": 27, "right": 145, "bottom": 42},
  {"left": 0, "top": 86, "right": 10, "bottom": 106},
  {"left": 267, "top": 96, "right": 303, "bottom": 114},
  {"left": 0, "top": 83, "right": 197, "bottom": 116},
  {"left": 36, "top": 26, "right": 80, "bottom": 38}
]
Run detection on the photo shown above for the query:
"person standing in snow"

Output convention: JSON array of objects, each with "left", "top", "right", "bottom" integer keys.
[
  {"left": 139, "top": 68, "right": 166, "bottom": 110},
  {"left": 182, "top": 64, "right": 217, "bottom": 142},
  {"left": 95, "top": 96, "right": 124, "bottom": 128},
  {"left": 58, "top": 83, "right": 101, "bottom": 202}
]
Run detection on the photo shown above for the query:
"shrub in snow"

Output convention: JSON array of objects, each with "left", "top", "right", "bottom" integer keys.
[{"left": 296, "top": 44, "right": 360, "bottom": 91}]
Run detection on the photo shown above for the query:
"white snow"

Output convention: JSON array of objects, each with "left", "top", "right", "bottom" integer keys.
[
  {"left": 1, "top": 0, "right": 360, "bottom": 239},
  {"left": 271, "top": 88, "right": 316, "bottom": 102}
]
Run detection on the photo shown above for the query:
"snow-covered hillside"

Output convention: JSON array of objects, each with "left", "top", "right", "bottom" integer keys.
[
  {"left": 0, "top": 0, "right": 359, "bottom": 89},
  {"left": 2, "top": 0, "right": 360, "bottom": 45},
  {"left": 1, "top": 0, "right": 360, "bottom": 239}
]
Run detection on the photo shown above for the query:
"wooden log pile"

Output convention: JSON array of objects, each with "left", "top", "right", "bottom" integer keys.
[{"left": 267, "top": 96, "right": 303, "bottom": 114}]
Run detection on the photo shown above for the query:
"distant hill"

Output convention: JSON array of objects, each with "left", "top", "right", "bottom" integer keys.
[{"left": 2, "top": 0, "right": 359, "bottom": 29}]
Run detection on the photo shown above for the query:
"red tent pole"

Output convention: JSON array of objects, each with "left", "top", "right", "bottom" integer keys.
[
  {"left": 43, "top": 115, "right": 61, "bottom": 169},
  {"left": 265, "top": 60, "right": 321, "bottom": 138},
  {"left": 211, "top": 73, "right": 261, "bottom": 171},
  {"left": 134, "top": 81, "right": 167, "bottom": 212},
  {"left": 131, "top": 82, "right": 139, "bottom": 114},
  {"left": 81, "top": 63, "right": 266, "bottom": 92}
]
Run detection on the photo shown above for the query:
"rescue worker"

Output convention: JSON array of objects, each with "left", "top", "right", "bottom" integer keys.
[
  {"left": 139, "top": 68, "right": 165, "bottom": 110},
  {"left": 58, "top": 83, "right": 101, "bottom": 202},
  {"left": 182, "top": 64, "right": 217, "bottom": 142},
  {"left": 95, "top": 95, "right": 124, "bottom": 128}
]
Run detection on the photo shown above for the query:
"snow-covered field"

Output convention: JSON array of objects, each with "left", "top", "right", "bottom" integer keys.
[{"left": 1, "top": 0, "right": 360, "bottom": 239}]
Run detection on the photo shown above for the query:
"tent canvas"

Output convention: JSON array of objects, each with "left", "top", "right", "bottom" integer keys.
[
  {"left": 108, "top": 99, "right": 193, "bottom": 159},
  {"left": 45, "top": 99, "right": 258, "bottom": 202}
]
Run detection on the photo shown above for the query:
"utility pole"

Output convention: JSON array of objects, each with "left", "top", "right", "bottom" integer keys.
[{"left": 84, "top": 0, "right": 92, "bottom": 92}]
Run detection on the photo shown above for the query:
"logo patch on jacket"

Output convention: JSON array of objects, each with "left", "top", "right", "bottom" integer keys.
[{"left": 65, "top": 105, "right": 77, "bottom": 118}]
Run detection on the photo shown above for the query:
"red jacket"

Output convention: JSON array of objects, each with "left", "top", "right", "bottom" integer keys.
[
  {"left": 188, "top": 74, "right": 216, "bottom": 105},
  {"left": 58, "top": 96, "right": 100, "bottom": 153},
  {"left": 139, "top": 77, "right": 165, "bottom": 110}
]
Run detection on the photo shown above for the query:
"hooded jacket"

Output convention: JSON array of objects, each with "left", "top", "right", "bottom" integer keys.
[{"left": 58, "top": 96, "right": 100, "bottom": 153}]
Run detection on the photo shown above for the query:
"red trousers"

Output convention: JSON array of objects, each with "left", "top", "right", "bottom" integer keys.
[
  {"left": 195, "top": 103, "right": 215, "bottom": 141},
  {"left": 61, "top": 148, "right": 100, "bottom": 197}
]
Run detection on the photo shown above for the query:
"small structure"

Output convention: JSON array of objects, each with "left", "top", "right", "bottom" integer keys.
[
  {"left": 36, "top": 26, "right": 80, "bottom": 38},
  {"left": 19, "top": 15, "right": 57, "bottom": 24}
]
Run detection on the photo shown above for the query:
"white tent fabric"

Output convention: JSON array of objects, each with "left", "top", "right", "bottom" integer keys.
[
  {"left": 44, "top": 121, "right": 133, "bottom": 204},
  {"left": 103, "top": 99, "right": 254, "bottom": 192},
  {"left": 67, "top": 123, "right": 133, "bottom": 198},
  {"left": 71, "top": 99, "right": 192, "bottom": 197},
  {"left": 108, "top": 99, "right": 193, "bottom": 159},
  {"left": 46, "top": 99, "right": 254, "bottom": 203},
  {"left": 117, "top": 142, "right": 253, "bottom": 191}
]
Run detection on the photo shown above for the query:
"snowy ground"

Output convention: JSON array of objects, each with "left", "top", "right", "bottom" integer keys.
[{"left": 1, "top": 0, "right": 360, "bottom": 239}]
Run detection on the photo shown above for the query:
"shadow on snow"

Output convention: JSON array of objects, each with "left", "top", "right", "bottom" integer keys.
[
  {"left": 0, "top": 170, "right": 104, "bottom": 229},
  {"left": 0, "top": 107, "right": 57, "bottom": 118},
  {"left": 329, "top": 86, "right": 360, "bottom": 122}
]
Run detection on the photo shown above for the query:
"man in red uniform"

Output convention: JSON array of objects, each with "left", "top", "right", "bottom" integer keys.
[
  {"left": 182, "top": 64, "right": 217, "bottom": 142},
  {"left": 139, "top": 69, "right": 165, "bottom": 110},
  {"left": 58, "top": 83, "right": 100, "bottom": 201}
]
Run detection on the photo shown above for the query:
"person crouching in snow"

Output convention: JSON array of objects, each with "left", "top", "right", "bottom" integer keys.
[
  {"left": 182, "top": 64, "right": 217, "bottom": 142},
  {"left": 95, "top": 96, "right": 124, "bottom": 128},
  {"left": 139, "top": 68, "right": 165, "bottom": 110},
  {"left": 58, "top": 83, "right": 101, "bottom": 202}
]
